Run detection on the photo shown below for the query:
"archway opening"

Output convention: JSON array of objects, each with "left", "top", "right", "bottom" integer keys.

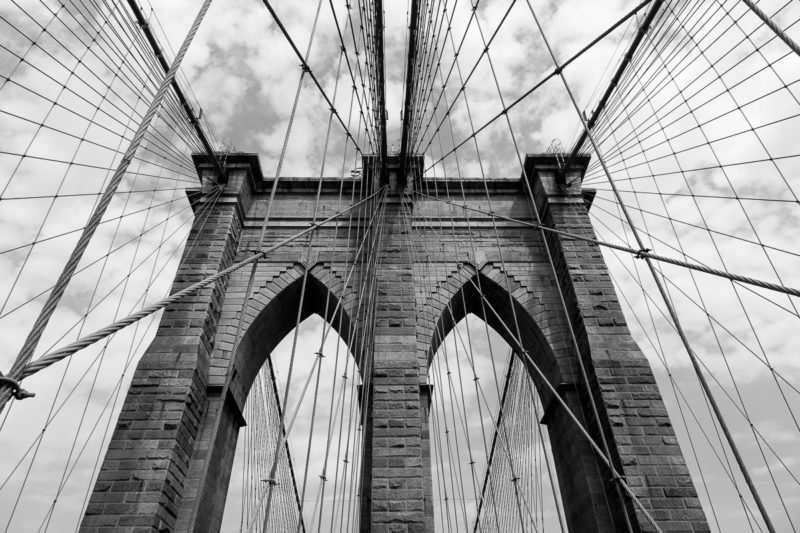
[
  {"left": 221, "top": 314, "right": 364, "bottom": 532},
  {"left": 428, "top": 313, "right": 566, "bottom": 532}
]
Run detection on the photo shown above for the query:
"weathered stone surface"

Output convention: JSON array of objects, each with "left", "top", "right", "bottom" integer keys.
[{"left": 80, "top": 153, "right": 707, "bottom": 533}]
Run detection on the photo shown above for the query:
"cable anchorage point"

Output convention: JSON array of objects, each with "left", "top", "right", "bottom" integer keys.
[{"left": 0, "top": 373, "right": 35, "bottom": 401}]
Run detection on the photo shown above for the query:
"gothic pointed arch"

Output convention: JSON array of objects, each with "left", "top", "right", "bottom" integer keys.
[
  {"left": 419, "top": 260, "right": 631, "bottom": 531},
  {"left": 418, "top": 262, "right": 574, "bottom": 400},
  {"left": 80, "top": 154, "right": 708, "bottom": 533},
  {"left": 220, "top": 262, "right": 360, "bottom": 408},
  {"left": 172, "top": 261, "right": 361, "bottom": 531}
]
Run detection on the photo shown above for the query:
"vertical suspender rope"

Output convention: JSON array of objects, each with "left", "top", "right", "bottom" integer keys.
[
  {"left": 472, "top": 352, "right": 515, "bottom": 533},
  {"left": 0, "top": 0, "right": 216, "bottom": 415},
  {"left": 524, "top": 2, "right": 777, "bottom": 531},
  {"left": 461, "top": 6, "right": 632, "bottom": 531}
]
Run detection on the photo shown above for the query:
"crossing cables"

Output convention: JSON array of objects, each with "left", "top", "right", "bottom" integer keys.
[{"left": 0, "top": 0, "right": 217, "bottom": 415}]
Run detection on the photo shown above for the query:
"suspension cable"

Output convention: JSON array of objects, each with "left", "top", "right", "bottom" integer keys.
[
  {"left": 524, "top": 1, "right": 777, "bottom": 529},
  {"left": 0, "top": 0, "right": 216, "bottom": 414},
  {"left": 0, "top": 189, "right": 383, "bottom": 405},
  {"left": 413, "top": 189, "right": 800, "bottom": 298}
]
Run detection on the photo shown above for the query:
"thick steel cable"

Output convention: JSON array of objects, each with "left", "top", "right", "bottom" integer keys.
[
  {"left": 409, "top": 206, "right": 663, "bottom": 531},
  {"left": 741, "top": 0, "right": 800, "bottom": 56},
  {"left": 422, "top": 25, "right": 585, "bottom": 525},
  {"left": 583, "top": 3, "right": 800, "bottom": 189},
  {"left": 413, "top": 190, "right": 800, "bottom": 298},
  {"left": 0, "top": 194, "right": 196, "bottom": 257},
  {"left": 0, "top": 0, "right": 216, "bottom": 413},
  {"left": 421, "top": 0, "right": 657, "bottom": 170},
  {"left": 616, "top": 0, "right": 800, "bottom": 320},
  {"left": 406, "top": 204, "right": 661, "bottom": 532},
  {"left": 8, "top": 0, "right": 206, "bottom": 166},
  {"left": 0, "top": 11, "right": 154, "bottom": 316},
  {"left": 0, "top": 191, "right": 212, "bottom": 327},
  {"left": 597, "top": 217, "right": 800, "bottom": 501},
  {"left": 0, "top": 185, "right": 223, "bottom": 459},
  {"left": 606, "top": 11, "right": 800, "bottom": 511},
  {"left": 525, "top": 1, "right": 777, "bottom": 530},
  {"left": 2, "top": 180, "right": 221, "bottom": 529},
  {"left": 595, "top": 211, "right": 800, "bottom": 495},
  {"left": 0, "top": 151, "right": 198, "bottom": 185},
  {"left": 0, "top": 36, "right": 152, "bottom": 324},
  {"left": 592, "top": 206, "right": 800, "bottom": 465},
  {"left": 568, "top": 0, "right": 664, "bottom": 158},
  {"left": 6, "top": 5, "right": 205, "bottom": 300},
  {"left": 424, "top": 8, "right": 624, "bottom": 524},
  {"left": 126, "top": 0, "right": 225, "bottom": 180},
  {"left": 35, "top": 177, "right": 199, "bottom": 533},
  {"left": 74, "top": 183, "right": 221, "bottom": 460},
  {"left": 3, "top": 136, "right": 188, "bottom": 529},
  {"left": 0, "top": 191, "right": 382, "bottom": 393}
]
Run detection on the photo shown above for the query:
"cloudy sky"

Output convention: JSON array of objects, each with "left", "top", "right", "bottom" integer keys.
[{"left": 2, "top": 0, "right": 800, "bottom": 531}]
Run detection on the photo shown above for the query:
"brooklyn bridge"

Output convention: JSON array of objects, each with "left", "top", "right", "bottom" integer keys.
[{"left": 1, "top": 0, "right": 799, "bottom": 531}]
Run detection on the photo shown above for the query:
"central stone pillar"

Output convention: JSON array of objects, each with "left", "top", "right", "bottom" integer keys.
[{"left": 360, "top": 195, "right": 430, "bottom": 532}]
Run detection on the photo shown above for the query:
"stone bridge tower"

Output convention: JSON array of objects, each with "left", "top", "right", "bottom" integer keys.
[{"left": 79, "top": 153, "right": 708, "bottom": 532}]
